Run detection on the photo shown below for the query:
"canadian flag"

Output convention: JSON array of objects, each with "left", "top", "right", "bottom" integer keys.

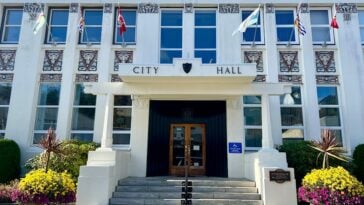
[
  {"left": 117, "top": 9, "right": 127, "bottom": 35},
  {"left": 330, "top": 15, "right": 339, "bottom": 29}
]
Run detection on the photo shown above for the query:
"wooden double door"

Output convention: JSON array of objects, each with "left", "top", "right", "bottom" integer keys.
[{"left": 169, "top": 124, "right": 206, "bottom": 176}]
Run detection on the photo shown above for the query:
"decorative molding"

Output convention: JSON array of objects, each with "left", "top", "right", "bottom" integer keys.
[
  {"left": 279, "top": 51, "right": 299, "bottom": 72},
  {"left": 75, "top": 74, "right": 98, "bottom": 82},
  {"left": 138, "top": 3, "right": 159, "bottom": 13},
  {"left": 278, "top": 75, "right": 302, "bottom": 83},
  {"left": 219, "top": 4, "right": 239, "bottom": 13},
  {"left": 335, "top": 3, "right": 357, "bottom": 13},
  {"left": 132, "top": 96, "right": 149, "bottom": 109},
  {"left": 0, "top": 50, "right": 16, "bottom": 71},
  {"left": 40, "top": 74, "right": 62, "bottom": 82},
  {"left": 244, "top": 51, "right": 263, "bottom": 72},
  {"left": 299, "top": 3, "right": 309, "bottom": 13},
  {"left": 78, "top": 50, "right": 98, "bottom": 71},
  {"left": 43, "top": 50, "right": 63, "bottom": 72},
  {"left": 253, "top": 75, "right": 266, "bottom": 82},
  {"left": 265, "top": 4, "right": 275, "bottom": 13},
  {"left": 70, "top": 3, "right": 79, "bottom": 13},
  {"left": 315, "top": 51, "right": 336, "bottom": 73},
  {"left": 0, "top": 74, "right": 13, "bottom": 82},
  {"left": 111, "top": 74, "right": 122, "bottom": 82},
  {"left": 114, "top": 51, "right": 133, "bottom": 71},
  {"left": 184, "top": 3, "right": 193, "bottom": 13},
  {"left": 24, "top": 3, "right": 44, "bottom": 20},
  {"left": 316, "top": 75, "right": 339, "bottom": 84},
  {"left": 104, "top": 3, "right": 113, "bottom": 13}
]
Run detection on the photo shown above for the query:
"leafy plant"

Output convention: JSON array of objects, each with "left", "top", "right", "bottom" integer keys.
[
  {"left": 353, "top": 144, "right": 364, "bottom": 183},
  {"left": 0, "top": 180, "right": 18, "bottom": 203},
  {"left": 0, "top": 139, "right": 20, "bottom": 183},
  {"left": 37, "top": 128, "right": 63, "bottom": 173}
]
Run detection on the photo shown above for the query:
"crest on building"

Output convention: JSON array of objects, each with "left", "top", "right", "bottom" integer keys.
[
  {"left": 0, "top": 50, "right": 16, "bottom": 71},
  {"left": 183, "top": 63, "right": 192, "bottom": 74},
  {"left": 78, "top": 50, "right": 98, "bottom": 71}
]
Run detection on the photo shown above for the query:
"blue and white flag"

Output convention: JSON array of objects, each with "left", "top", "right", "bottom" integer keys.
[
  {"left": 294, "top": 14, "right": 306, "bottom": 36},
  {"left": 232, "top": 6, "right": 260, "bottom": 36}
]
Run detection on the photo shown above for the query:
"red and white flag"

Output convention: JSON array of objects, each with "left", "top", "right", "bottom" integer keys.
[
  {"left": 330, "top": 15, "right": 339, "bottom": 29},
  {"left": 117, "top": 9, "right": 127, "bottom": 36}
]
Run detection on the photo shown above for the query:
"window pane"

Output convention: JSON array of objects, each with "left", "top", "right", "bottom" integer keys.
[
  {"left": 245, "top": 129, "right": 262, "bottom": 147},
  {"left": 243, "top": 96, "right": 261, "bottom": 104},
  {"left": 6, "top": 10, "right": 23, "bottom": 25},
  {"left": 0, "top": 84, "right": 12, "bottom": 105},
  {"left": 161, "top": 28, "right": 182, "bottom": 48},
  {"left": 0, "top": 133, "right": 5, "bottom": 139},
  {"left": 33, "top": 133, "right": 46, "bottom": 144},
  {"left": 321, "top": 129, "right": 342, "bottom": 146},
  {"left": 114, "top": 96, "right": 132, "bottom": 106},
  {"left": 160, "top": 50, "right": 182, "bottom": 64},
  {"left": 71, "top": 133, "right": 93, "bottom": 142},
  {"left": 3, "top": 27, "right": 21, "bottom": 42},
  {"left": 113, "top": 133, "right": 130, "bottom": 145},
  {"left": 319, "top": 108, "right": 341, "bottom": 126},
  {"left": 50, "top": 27, "right": 67, "bottom": 43},
  {"left": 195, "top": 28, "right": 216, "bottom": 48},
  {"left": 72, "top": 108, "right": 95, "bottom": 130},
  {"left": 310, "top": 10, "right": 329, "bottom": 24},
  {"left": 282, "top": 129, "right": 304, "bottom": 139},
  {"left": 161, "top": 11, "right": 182, "bottom": 26},
  {"left": 84, "top": 10, "right": 103, "bottom": 25},
  {"left": 280, "top": 87, "right": 301, "bottom": 105},
  {"left": 359, "top": 11, "right": 364, "bottom": 24},
  {"left": 312, "top": 27, "right": 330, "bottom": 42},
  {"left": 194, "top": 50, "right": 216, "bottom": 64},
  {"left": 243, "top": 28, "right": 261, "bottom": 42},
  {"left": 116, "top": 27, "right": 135, "bottom": 43},
  {"left": 317, "top": 87, "right": 338, "bottom": 105},
  {"left": 360, "top": 28, "right": 364, "bottom": 42},
  {"left": 34, "top": 108, "right": 58, "bottom": 130},
  {"left": 281, "top": 108, "right": 303, "bottom": 126},
  {"left": 51, "top": 10, "right": 69, "bottom": 25},
  {"left": 244, "top": 107, "right": 262, "bottom": 126},
  {"left": 277, "top": 27, "right": 295, "bottom": 42},
  {"left": 195, "top": 11, "right": 216, "bottom": 26},
  {"left": 242, "top": 10, "right": 261, "bottom": 24},
  {"left": 276, "top": 11, "right": 294, "bottom": 25},
  {"left": 38, "top": 84, "right": 61, "bottom": 105},
  {"left": 83, "top": 27, "right": 102, "bottom": 42},
  {"left": 113, "top": 108, "right": 131, "bottom": 130},
  {"left": 0, "top": 107, "right": 9, "bottom": 130},
  {"left": 123, "top": 11, "right": 136, "bottom": 25},
  {"left": 74, "top": 84, "right": 96, "bottom": 105}
]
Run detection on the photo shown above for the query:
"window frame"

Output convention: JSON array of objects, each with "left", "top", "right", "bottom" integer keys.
[
  {"left": 243, "top": 95, "right": 262, "bottom": 151},
  {"left": 113, "top": 8, "right": 137, "bottom": 45},
  {"left": 358, "top": 10, "right": 364, "bottom": 44},
  {"left": 309, "top": 8, "right": 335, "bottom": 45},
  {"left": 45, "top": 7, "right": 69, "bottom": 44},
  {"left": 275, "top": 8, "right": 299, "bottom": 45},
  {"left": 0, "top": 82, "right": 12, "bottom": 138},
  {"left": 112, "top": 95, "right": 132, "bottom": 148},
  {"left": 79, "top": 8, "right": 103, "bottom": 44},
  {"left": 240, "top": 8, "right": 265, "bottom": 45},
  {"left": 1, "top": 7, "right": 23, "bottom": 44}
]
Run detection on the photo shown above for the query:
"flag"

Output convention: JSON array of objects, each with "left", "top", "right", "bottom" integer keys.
[
  {"left": 294, "top": 14, "right": 306, "bottom": 36},
  {"left": 117, "top": 9, "right": 127, "bottom": 36},
  {"left": 33, "top": 11, "right": 46, "bottom": 35},
  {"left": 330, "top": 15, "right": 339, "bottom": 29},
  {"left": 78, "top": 12, "right": 85, "bottom": 32},
  {"left": 232, "top": 6, "right": 260, "bottom": 36}
]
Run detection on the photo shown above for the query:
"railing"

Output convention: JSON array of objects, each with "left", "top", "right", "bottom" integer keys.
[{"left": 181, "top": 145, "right": 192, "bottom": 205}]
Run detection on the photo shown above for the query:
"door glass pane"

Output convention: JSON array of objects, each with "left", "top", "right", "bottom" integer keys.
[
  {"left": 190, "top": 126, "right": 203, "bottom": 167},
  {"left": 173, "top": 126, "right": 185, "bottom": 166}
]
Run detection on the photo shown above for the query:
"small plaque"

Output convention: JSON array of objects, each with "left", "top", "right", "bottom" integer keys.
[
  {"left": 193, "top": 145, "right": 200, "bottom": 151},
  {"left": 269, "top": 169, "right": 291, "bottom": 183},
  {"left": 228, "top": 142, "right": 242, "bottom": 154}
]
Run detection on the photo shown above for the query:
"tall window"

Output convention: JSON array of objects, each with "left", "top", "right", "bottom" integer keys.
[
  {"left": 46, "top": 8, "right": 69, "bottom": 44},
  {"left": 71, "top": 84, "right": 96, "bottom": 142},
  {"left": 80, "top": 8, "right": 103, "bottom": 44},
  {"left": 280, "top": 86, "right": 304, "bottom": 141},
  {"left": 275, "top": 10, "right": 297, "bottom": 44},
  {"left": 1, "top": 8, "right": 23, "bottom": 44},
  {"left": 243, "top": 96, "right": 262, "bottom": 149},
  {"left": 241, "top": 9, "right": 263, "bottom": 44},
  {"left": 317, "top": 86, "right": 342, "bottom": 145},
  {"left": 0, "top": 83, "right": 12, "bottom": 138},
  {"left": 358, "top": 10, "right": 364, "bottom": 44},
  {"left": 113, "top": 95, "right": 132, "bottom": 146},
  {"left": 114, "top": 9, "right": 136, "bottom": 45},
  {"left": 195, "top": 10, "right": 216, "bottom": 64},
  {"left": 160, "top": 10, "right": 182, "bottom": 64},
  {"left": 310, "top": 10, "right": 333, "bottom": 44},
  {"left": 33, "top": 83, "right": 61, "bottom": 144}
]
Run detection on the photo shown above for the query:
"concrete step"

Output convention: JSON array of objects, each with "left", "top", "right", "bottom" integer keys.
[
  {"left": 109, "top": 198, "right": 262, "bottom": 205},
  {"left": 116, "top": 185, "right": 258, "bottom": 193},
  {"left": 113, "top": 192, "right": 261, "bottom": 200}
]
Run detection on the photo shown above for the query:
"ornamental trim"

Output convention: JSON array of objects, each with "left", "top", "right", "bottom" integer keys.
[
  {"left": 265, "top": 4, "right": 275, "bottom": 13},
  {"left": 244, "top": 51, "right": 263, "bottom": 72},
  {"left": 185, "top": 3, "right": 193, "bottom": 13},
  {"left": 219, "top": 4, "right": 239, "bottom": 13},
  {"left": 104, "top": 3, "right": 113, "bottom": 13},
  {"left": 299, "top": 3, "right": 309, "bottom": 13},
  {"left": 138, "top": 3, "right": 159, "bottom": 13},
  {"left": 315, "top": 51, "right": 336, "bottom": 73},
  {"left": 78, "top": 50, "right": 98, "bottom": 72},
  {"left": 0, "top": 74, "right": 13, "bottom": 82},
  {"left": 253, "top": 75, "right": 266, "bottom": 82},
  {"left": 24, "top": 3, "right": 44, "bottom": 20},
  {"left": 0, "top": 50, "right": 16, "bottom": 71},
  {"left": 316, "top": 75, "right": 339, "bottom": 84},
  {"left": 70, "top": 3, "right": 79, "bottom": 13},
  {"left": 278, "top": 75, "right": 302, "bottom": 83},
  {"left": 335, "top": 3, "right": 357, "bottom": 13},
  {"left": 43, "top": 50, "right": 63, "bottom": 72},
  {"left": 76, "top": 74, "right": 98, "bottom": 82},
  {"left": 279, "top": 51, "right": 299, "bottom": 73},
  {"left": 111, "top": 74, "right": 122, "bottom": 82},
  {"left": 40, "top": 74, "right": 62, "bottom": 82},
  {"left": 114, "top": 51, "right": 133, "bottom": 71}
]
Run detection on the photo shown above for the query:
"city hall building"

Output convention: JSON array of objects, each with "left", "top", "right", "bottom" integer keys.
[{"left": 1, "top": 0, "right": 364, "bottom": 204}]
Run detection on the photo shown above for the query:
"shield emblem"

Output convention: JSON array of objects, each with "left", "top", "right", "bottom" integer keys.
[{"left": 183, "top": 63, "right": 192, "bottom": 74}]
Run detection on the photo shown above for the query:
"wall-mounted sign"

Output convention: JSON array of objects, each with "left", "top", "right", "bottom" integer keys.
[
  {"left": 228, "top": 142, "right": 242, "bottom": 154},
  {"left": 269, "top": 169, "right": 291, "bottom": 183}
]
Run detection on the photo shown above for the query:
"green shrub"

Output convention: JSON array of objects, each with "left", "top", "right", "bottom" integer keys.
[
  {"left": 353, "top": 144, "right": 364, "bottom": 183},
  {"left": 25, "top": 140, "right": 98, "bottom": 181},
  {"left": 0, "top": 139, "right": 20, "bottom": 183}
]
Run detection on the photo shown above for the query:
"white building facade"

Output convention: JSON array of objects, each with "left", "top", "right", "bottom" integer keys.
[{"left": 1, "top": 0, "right": 364, "bottom": 203}]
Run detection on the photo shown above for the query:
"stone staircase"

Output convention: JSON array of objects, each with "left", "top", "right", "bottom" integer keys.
[{"left": 109, "top": 177, "right": 262, "bottom": 205}]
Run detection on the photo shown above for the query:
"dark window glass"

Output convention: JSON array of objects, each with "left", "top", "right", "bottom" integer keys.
[
  {"left": 276, "top": 10, "right": 294, "bottom": 24},
  {"left": 34, "top": 108, "right": 59, "bottom": 130},
  {"left": 47, "top": 9, "right": 69, "bottom": 43},
  {"left": 114, "top": 10, "right": 136, "bottom": 44},
  {"left": 114, "top": 95, "right": 132, "bottom": 106},
  {"left": 280, "top": 87, "right": 301, "bottom": 105},
  {"left": 161, "top": 28, "right": 182, "bottom": 48},
  {"left": 277, "top": 28, "right": 295, "bottom": 42},
  {"left": 161, "top": 50, "right": 182, "bottom": 64},
  {"left": 71, "top": 133, "right": 93, "bottom": 142},
  {"left": 195, "top": 10, "right": 216, "bottom": 64},
  {"left": 74, "top": 84, "right": 96, "bottom": 106},
  {"left": 0, "top": 107, "right": 9, "bottom": 130},
  {"left": 160, "top": 10, "right": 182, "bottom": 64},
  {"left": 38, "top": 84, "right": 61, "bottom": 105},
  {"left": 0, "top": 83, "right": 12, "bottom": 105},
  {"left": 161, "top": 11, "right": 182, "bottom": 26},
  {"left": 84, "top": 10, "right": 103, "bottom": 25},
  {"left": 81, "top": 9, "right": 103, "bottom": 43},
  {"left": 245, "top": 129, "right": 262, "bottom": 147},
  {"left": 71, "top": 108, "right": 96, "bottom": 130},
  {"left": 243, "top": 28, "right": 261, "bottom": 42},
  {"left": 243, "top": 96, "right": 261, "bottom": 104},
  {"left": 195, "top": 11, "right": 216, "bottom": 26},
  {"left": 113, "top": 108, "right": 131, "bottom": 131},
  {"left": 244, "top": 107, "right": 262, "bottom": 126},
  {"left": 317, "top": 87, "right": 338, "bottom": 105},
  {"left": 195, "top": 28, "right": 216, "bottom": 48},
  {"left": 319, "top": 108, "right": 341, "bottom": 126},
  {"left": 281, "top": 108, "right": 303, "bottom": 126},
  {"left": 113, "top": 133, "right": 130, "bottom": 145},
  {"left": 194, "top": 51, "right": 216, "bottom": 64},
  {"left": 1, "top": 8, "right": 23, "bottom": 43}
]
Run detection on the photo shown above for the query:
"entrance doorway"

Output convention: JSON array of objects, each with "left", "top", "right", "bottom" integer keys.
[{"left": 169, "top": 124, "right": 206, "bottom": 176}]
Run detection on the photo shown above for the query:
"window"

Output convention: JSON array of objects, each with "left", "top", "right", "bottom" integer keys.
[
  {"left": 0, "top": 83, "right": 11, "bottom": 138},
  {"left": 114, "top": 9, "right": 136, "bottom": 45},
  {"left": 317, "top": 86, "right": 342, "bottom": 145},
  {"left": 243, "top": 96, "right": 262, "bottom": 149},
  {"left": 280, "top": 86, "right": 304, "bottom": 141},
  {"left": 241, "top": 9, "right": 263, "bottom": 44},
  {"left": 160, "top": 10, "right": 182, "bottom": 64},
  {"left": 275, "top": 10, "right": 297, "bottom": 44},
  {"left": 71, "top": 84, "right": 96, "bottom": 142},
  {"left": 33, "top": 83, "right": 61, "bottom": 144},
  {"left": 195, "top": 10, "right": 216, "bottom": 64},
  {"left": 310, "top": 10, "right": 333, "bottom": 44},
  {"left": 46, "top": 8, "right": 69, "bottom": 44},
  {"left": 113, "top": 95, "right": 132, "bottom": 146},
  {"left": 1, "top": 8, "right": 23, "bottom": 43},
  {"left": 80, "top": 8, "right": 103, "bottom": 44},
  {"left": 358, "top": 10, "right": 364, "bottom": 44}
]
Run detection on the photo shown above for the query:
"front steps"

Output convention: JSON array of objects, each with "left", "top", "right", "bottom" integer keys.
[{"left": 109, "top": 177, "right": 262, "bottom": 205}]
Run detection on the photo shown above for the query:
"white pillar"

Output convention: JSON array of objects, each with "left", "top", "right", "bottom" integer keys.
[
  {"left": 99, "top": 93, "right": 114, "bottom": 150},
  {"left": 261, "top": 94, "right": 275, "bottom": 151},
  {"left": 183, "top": 7, "right": 194, "bottom": 59}
]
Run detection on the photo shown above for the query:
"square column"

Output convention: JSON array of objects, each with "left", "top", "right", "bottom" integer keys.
[{"left": 99, "top": 93, "right": 114, "bottom": 150}]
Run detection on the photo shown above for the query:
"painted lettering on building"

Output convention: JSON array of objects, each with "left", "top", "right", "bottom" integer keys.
[
  {"left": 132, "top": 66, "right": 159, "bottom": 74},
  {"left": 216, "top": 66, "right": 242, "bottom": 75}
]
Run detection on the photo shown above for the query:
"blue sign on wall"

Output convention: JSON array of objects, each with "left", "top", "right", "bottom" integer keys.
[{"left": 228, "top": 142, "right": 242, "bottom": 154}]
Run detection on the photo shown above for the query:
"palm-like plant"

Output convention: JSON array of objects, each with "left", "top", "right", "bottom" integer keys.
[
  {"left": 310, "top": 129, "right": 349, "bottom": 169},
  {"left": 38, "top": 128, "right": 63, "bottom": 172}
]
